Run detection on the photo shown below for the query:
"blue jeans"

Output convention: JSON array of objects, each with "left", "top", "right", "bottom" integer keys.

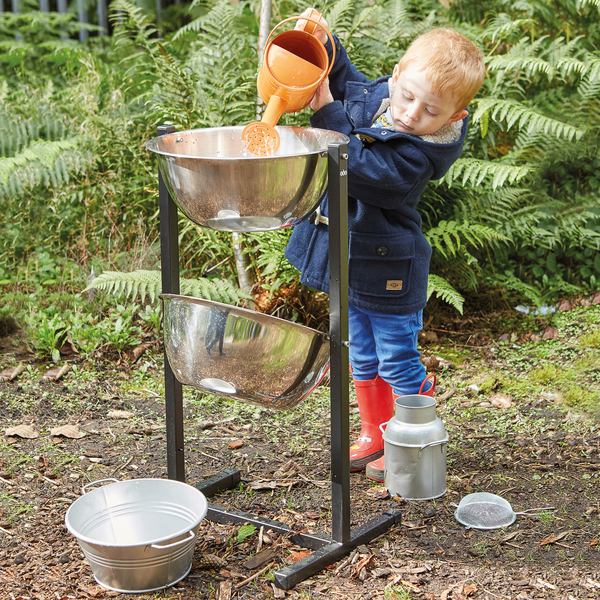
[{"left": 348, "top": 305, "right": 428, "bottom": 396}]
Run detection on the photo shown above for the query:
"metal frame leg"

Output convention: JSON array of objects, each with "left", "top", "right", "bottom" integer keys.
[{"left": 158, "top": 125, "right": 186, "bottom": 482}]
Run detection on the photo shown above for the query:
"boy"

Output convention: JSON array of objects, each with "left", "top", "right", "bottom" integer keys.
[{"left": 285, "top": 11, "right": 485, "bottom": 481}]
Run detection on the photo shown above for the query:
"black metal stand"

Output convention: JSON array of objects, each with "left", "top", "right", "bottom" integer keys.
[{"left": 158, "top": 127, "right": 401, "bottom": 590}]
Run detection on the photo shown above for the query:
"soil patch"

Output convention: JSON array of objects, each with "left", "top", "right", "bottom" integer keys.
[{"left": 0, "top": 305, "right": 599, "bottom": 600}]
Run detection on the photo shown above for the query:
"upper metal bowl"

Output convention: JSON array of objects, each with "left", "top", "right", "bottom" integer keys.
[
  {"left": 161, "top": 294, "right": 330, "bottom": 409},
  {"left": 146, "top": 126, "right": 349, "bottom": 232}
]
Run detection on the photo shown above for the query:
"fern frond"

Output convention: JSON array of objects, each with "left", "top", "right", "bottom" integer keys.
[
  {"left": 427, "top": 274, "right": 464, "bottom": 314},
  {"left": 85, "top": 270, "right": 249, "bottom": 305},
  {"left": 0, "top": 138, "right": 78, "bottom": 184},
  {"left": 472, "top": 98, "right": 585, "bottom": 142},
  {"left": 442, "top": 158, "right": 533, "bottom": 190}
]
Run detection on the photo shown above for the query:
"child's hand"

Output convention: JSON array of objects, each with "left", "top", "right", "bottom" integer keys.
[
  {"left": 309, "top": 79, "right": 333, "bottom": 111},
  {"left": 296, "top": 8, "right": 328, "bottom": 46}
]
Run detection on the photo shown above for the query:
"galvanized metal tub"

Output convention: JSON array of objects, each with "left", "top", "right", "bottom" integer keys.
[
  {"left": 65, "top": 478, "right": 208, "bottom": 593},
  {"left": 383, "top": 395, "right": 448, "bottom": 500}
]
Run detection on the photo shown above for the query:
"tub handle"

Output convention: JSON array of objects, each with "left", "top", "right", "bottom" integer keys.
[
  {"left": 151, "top": 530, "right": 195, "bottom": 550},
  {"left": 81, "top": 478, "right": 119, "bottom": 495},
  {"left": 418, "top": 439, "right": 448, "bottom": 454}
]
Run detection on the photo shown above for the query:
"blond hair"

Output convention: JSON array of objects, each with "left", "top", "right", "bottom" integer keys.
[{"left": 397, "top": 28, "right": 485, "bottom": 110}]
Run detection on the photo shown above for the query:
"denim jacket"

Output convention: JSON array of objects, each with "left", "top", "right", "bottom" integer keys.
[{"left": 285, "top": 35, "right": 468, "bottom": 315}]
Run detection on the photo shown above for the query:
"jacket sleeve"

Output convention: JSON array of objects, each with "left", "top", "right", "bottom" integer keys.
[
  {"left": 325, "top": 35, "right": 371, "bottom": 102},
  {"left": 311, "top": 102, "right": 433, "bottom": 211}
]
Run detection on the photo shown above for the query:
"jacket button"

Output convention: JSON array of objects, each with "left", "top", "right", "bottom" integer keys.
[
  {"left": 376, "top": 246, "right": 388, "bottom": 256},
  {"left": 363, "top": 88, "right": 368, "bottom": 94}
]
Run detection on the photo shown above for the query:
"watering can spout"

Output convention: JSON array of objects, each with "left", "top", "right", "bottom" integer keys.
[{"left": 242, "top": 10, "right": 335, "bottom": 156}]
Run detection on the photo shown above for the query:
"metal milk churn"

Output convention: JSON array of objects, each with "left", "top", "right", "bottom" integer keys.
[{"left": 382, "top": 394, "right": 448, "bottom": 500}]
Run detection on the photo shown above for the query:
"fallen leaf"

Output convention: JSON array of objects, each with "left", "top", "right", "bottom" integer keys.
[
  {"left": 366, "top": 486, "right": 390, "bottom": 499},
  {"left": 42, "top": 364, "right": 71, "bottom": 381},
  {"left": 5, "top": 424, "right": 39, "bottom": 439},
  {"left": 542, "top": 326, "right": 558, "bottom": 339},
  {"left": 558, "top": 299, "right": 571, "bottom": 311},
  {"left": 288, "top": 550, "right": 311, "bottom": 564},
  {"left": 489, "top": 393, "right": 513, "bottom": 409},
  {"left": 50, "top": 424, "right": 86, "bottom": 439},
  {"left": 107, "top": 410, "right": 134, "bottom": 419},
  {"left": 0, "top": 365, "right": 26, "bottom": 381},
  {"left": 464, "top": 583, "right": 478, "bottom": 596},
  {"left": 351, "top": 554, "right": 374, "bottom": 579},
  {"left": 593, "top": 291, "right": 600, "bottom": 304},
  {"left": 539, "top": 530, "right": 572, "bottom": 546},
  {"left": 421, "top": 355, "right": 439, "bottom": 370},
  {"left": 228, "top": 439, "right": 244, "bottom": 450},
  {"left": 248, "top": 480, "right": 277, "bottom": 491},
  {"left": 131, "top": 343, "right": 152, "bottom": 362},
  {"left": 589, "top": 539, "right": 598, "bottom": 546}
]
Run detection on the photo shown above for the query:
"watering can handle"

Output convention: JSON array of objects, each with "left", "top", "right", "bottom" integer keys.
[
  {"left": 264, "top": 13, "right": 336, "bottom": 83},
  {"left": 151, "top": 530, "right": 195, "bottom": 550},
  {"left": 297, "top": 8, "right": 322, "bottom": 35},
  {"left": 81, "top": 478, "right": 119, "bottom": 495},
  {"left": 419, "top": 373, "right": 437, "bottom": 395}
]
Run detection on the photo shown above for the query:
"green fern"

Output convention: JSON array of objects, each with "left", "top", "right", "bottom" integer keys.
[
  {"left": 442, "top": 158, "right": 533, "bottom": 189},
  {"left": 472, "top": 98, "right": 586, "bottom": 142},
  {"left": 84, "top": 270, "right": 250, "bottom": 305},
  {"left": 425, "top": 220, "right": 506, "bottom": 259},
  {"left": 427, "top": 274, "right": 465, "bottom": 314}
]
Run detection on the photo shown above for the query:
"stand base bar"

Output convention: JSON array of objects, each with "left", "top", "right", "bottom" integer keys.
[
  {"left": 194, "top": 470, "right": 332, "bottom": 550},
  {"left": 273, "top": 509, "right": 402, "bottom": 590}
]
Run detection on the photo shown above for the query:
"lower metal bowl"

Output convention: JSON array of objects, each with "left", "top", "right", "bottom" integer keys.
[
  {"left": 145, "top": 126, "right": 349, "bottom": 232},
  {"left": 161, "top": 294, "right": 330, "bottom": 409}
]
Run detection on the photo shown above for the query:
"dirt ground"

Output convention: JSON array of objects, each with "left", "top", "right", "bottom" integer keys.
[{"left": 0, "top": 299, "right": 599, "bottom": 600}]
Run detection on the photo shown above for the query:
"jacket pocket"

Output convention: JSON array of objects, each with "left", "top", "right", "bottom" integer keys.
[{"left": 349, "top": 232, "right": 414, "bottom": 299}]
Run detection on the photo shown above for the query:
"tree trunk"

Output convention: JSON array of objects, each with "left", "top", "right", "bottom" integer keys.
[
  {"left": 256, "top": 0, "right": 272, "bottom": 119},
  {"left": 232, "top": 232, "right": 256, "bottom": 310},
  {"left": 230, "top": 0, "right": 272, "bottom": 308}
]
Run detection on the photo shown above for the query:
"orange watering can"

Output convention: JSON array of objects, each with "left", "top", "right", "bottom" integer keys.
[{"left": 242, "top": 10, "right": 335, "bottom": 156}]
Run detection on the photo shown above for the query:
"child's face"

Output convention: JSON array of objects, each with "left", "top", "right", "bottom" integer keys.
[{"left": 389, "top": 64, "right": 468, "bottom": 136}]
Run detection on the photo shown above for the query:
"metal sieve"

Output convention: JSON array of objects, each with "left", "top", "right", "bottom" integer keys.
[{"left": 453, "top": 492, "right": 555, "bottom": 530}]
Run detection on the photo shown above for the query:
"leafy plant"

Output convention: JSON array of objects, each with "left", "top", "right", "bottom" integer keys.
[
  {"left": 235, "top": 524, "right": 256, "bottom": 544},
  {"left": 26, "top": 313, "right": 67, "bottom": 363}
]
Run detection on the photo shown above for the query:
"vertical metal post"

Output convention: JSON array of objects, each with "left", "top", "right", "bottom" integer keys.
[
  {"left": 39, "top": 0, "right": 48, "bottom": 12},
  {"left": 78, "top": 0, "right": 88, "bottom": 42},
  {"left": 57, "top": 0, "right": 67, "bottom": 41},
  {"left": 327, "top": 143, "right": 350, "bottom": 544},
  {"left": 158, "top": 125, "right": 186, "bottom": 483},
  {"left": 97, "top": 0, "right": 108, "bottom": 36}
]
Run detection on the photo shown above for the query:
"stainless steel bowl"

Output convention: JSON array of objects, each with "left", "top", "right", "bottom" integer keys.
[
  {"left": 145, "top": 126, "right": 349, "bottom": 232},
  {"left": 161, "top": 294, "right": 330, "bottom": 409}
]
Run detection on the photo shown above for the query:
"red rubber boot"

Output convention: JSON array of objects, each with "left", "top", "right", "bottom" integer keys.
[
  {"left": 349, "top": 375, "right": 394, "bottom": 471},
  {"left": 366, "top": 374, "right": 437, "bottom": 482}
]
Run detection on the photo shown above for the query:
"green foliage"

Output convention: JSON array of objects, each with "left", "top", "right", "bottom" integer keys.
[
  {"left": 427, "top": 274, "right": 465, "bottom": 315},
  {"left": 235, "top": 524, "right": 257, "bottom": 544},
  {"left": 85, "top": 270, "right": 250, "bottom": 305},
  {"left": 2, "top": 0, "right": 599, "bottom": 327},
  {"left": 26, "top": 313, "right": 67, "bottom": 364}
]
